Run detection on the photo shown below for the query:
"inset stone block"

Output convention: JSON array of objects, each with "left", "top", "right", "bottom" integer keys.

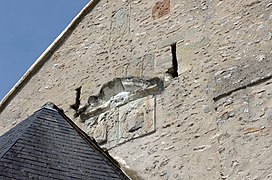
[
  {"left": 118, "top": 96, "right": 156, "bottom": 144},
  {"left": 101, "top": 111, "right": 120, "bottom": 148},
  {"left": 80, "top": 77, "right": 161, "bottom": 149},
  {"left": 176, "top": 37, "right": 210, "bottom": 74},
  {"left": 152, "top": 0, "right": 170, "bottom": 19},
  {"left": 210, "top": 56, "right": 272, "bottom": 100},
  {"left": 114, "top": 64, "right": 128, "bottom": 77},
  {"left": 85, "top": 111, "right": 119, "bottom": 147},
  {"left": 111, "top": 7, "right": 130, "bottom": 42},
  {"left": 155, "top": 46, "right": 172, "bottom": 76},
  {"left": 142, "top": 54, "right": 155, "bottom": 77},
  {"left": 126, "top": 54, "right": 155, "bottom": 77},
  {"left": 126, "top": 58, "right": 142, "bottom": 77},
  {"left": 158, "top": 33, "right": 185, "bottom": 49},
  {"left": 94, "top": 123, "right": 107, "bottom": 144}
]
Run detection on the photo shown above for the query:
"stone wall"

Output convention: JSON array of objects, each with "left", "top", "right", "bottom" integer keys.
[{"left": 0, "top": 0, "right": 271, "bottom": 179}]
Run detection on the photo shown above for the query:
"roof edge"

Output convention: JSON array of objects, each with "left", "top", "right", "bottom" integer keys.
[
  {"left": 42, "top": 103, "right": 130, "bottom": 180},
  {"left": 0, "top": 0, "right": 101, "bottom": 114}
]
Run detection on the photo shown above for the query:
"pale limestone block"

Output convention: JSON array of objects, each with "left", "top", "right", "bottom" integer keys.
[
  {"left": 118, "top": 96, "right": 156, "bottom": 144},
  {"left": 94, "top": 123, "right": 108, "bottom": 144},
  {"left": 111, "top": 6, "right": 130, "bottom": 42}
]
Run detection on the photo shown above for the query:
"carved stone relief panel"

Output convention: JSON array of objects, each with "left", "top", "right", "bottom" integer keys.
[
  {"left": 111, "top": 6, "right": 130, "bottom": 42},
  {"left": 114, "top": 63, "right": 128, "bottom": 77},
  {"left": 79, "top": 77, "right": 163, "bottom": 149},
  {"left": 126, "top": 57, "right": 142, "bottom": 77},
  {"left": 93, "top": 122, "right": 107, "bottom": 144},
  {"left": 126, "top": 54, "right": 155, "bottom": 77},
  {"left": 142, "top": 54, "right": 155, "bottom": 77},
  {"left": 119, "top": 96, "right": 155, "bottom": 144},
  {"left": 85, "top": 110, "right": 120, "bottom": 148}
]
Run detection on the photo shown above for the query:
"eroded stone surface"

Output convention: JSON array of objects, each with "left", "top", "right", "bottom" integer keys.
[
  {"left": 86, "top": 110, "right": 119, "bottom": 147},
  {"left": 119, "top": 96, "right": 155, "bottom": 144},
  {"left": 85, "top": 96, "right": 156, "bottom": 149},
  {"left": 152, "top": 0, "right": 170, "bottom": 19},
  {"left": 111, "top": 6, "right": 130, "bottom": 42},
  {"left": 94, "top": 123, "right": 108, "bottom": 144},
  {"left": 79, "top": 77, "right": 163, "bottom": 148},
  {"left": 126, "top": 54, "right": 155, "bottom": 77}
]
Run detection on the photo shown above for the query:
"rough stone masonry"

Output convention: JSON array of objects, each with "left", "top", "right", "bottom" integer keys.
[{"left": 0, "top": 0, "right": 271, "bottom": 179}]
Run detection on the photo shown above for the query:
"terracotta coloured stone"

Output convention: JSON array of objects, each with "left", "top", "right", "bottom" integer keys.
[{"left": 152, "top": 0, "right": 170, "bottom": 19}]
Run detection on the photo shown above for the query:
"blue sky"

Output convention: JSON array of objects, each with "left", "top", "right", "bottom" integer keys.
[{"left": 0, "top": 0, "right": 89, "bottom": 100}]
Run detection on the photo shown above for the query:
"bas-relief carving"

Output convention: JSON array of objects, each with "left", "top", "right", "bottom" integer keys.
[
  {"left": 111, "top": 6, "right": 130, "bottom": 42},
  {"left": 126, "top": 58, "right": 142, "bottom": 77},
  {"left": 119, "top": 96, "right": 155, "bottom": 144},
  {"left": 114, "top": 54, "right": 155, "bottom": 77},
  {"left": 127, "top": 54, "right": 155, "bottom": 77},
  {"left": 142, "top": 54, "right": 155, "bottom": 77},
  {"left": 86, "top": 110, "right": 120, "bottom": 148},
  {"left": 79, "top": 77, "right": 163, "bottom": 148},
  {"left": 94, "top": 123, "right": 107, "bottom": 144}
]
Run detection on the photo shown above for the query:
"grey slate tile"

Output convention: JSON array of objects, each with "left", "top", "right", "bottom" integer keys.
[{"left": 0, "top": 103, "right": 129, "bottom": 180}]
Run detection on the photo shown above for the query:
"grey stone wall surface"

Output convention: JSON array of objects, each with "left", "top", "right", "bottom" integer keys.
[{"left": 0, "top": 0, "right": 272, "bottom": 179}]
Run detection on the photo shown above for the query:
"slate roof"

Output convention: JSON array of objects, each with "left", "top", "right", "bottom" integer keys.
[{"left": 0, "top": 103, "right": 129, "bottom": 180}]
